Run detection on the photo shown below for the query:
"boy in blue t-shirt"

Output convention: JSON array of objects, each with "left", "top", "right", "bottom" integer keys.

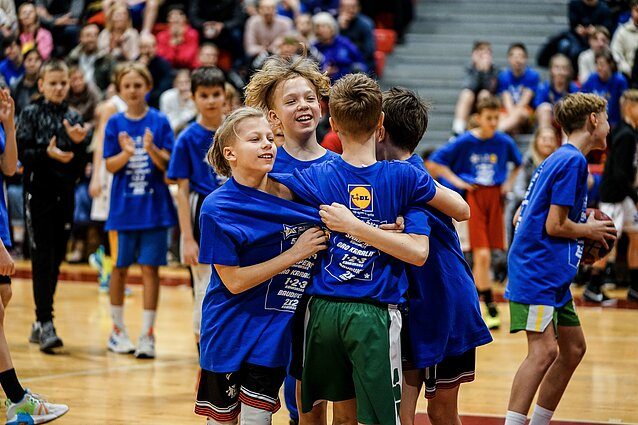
[
  {"left": 103, "top": 63, "right": 177, "bottom": 359},
  {"left": 378, "top": 87, "right": 493, "bottom": 425},
  {"left": 582, "top": 50, "right": 628, "bottom": 126},
  {"left": 535, "top": 53, "right": 580, "bottom": 129},
  {"left": 166, "top": 67, "right": 226, "bottom": 345},
  {"left": 504, "top": 93, "right": 616, "bottom": 425},
  {"left": 428, "top": 95, "right": 522, "bottom": 330},
  {"left": 497, "top": 42, "right": 540, "bottom": 134},
  {"left": 276, "top": 74, "right": 470, "bottom": 425}
]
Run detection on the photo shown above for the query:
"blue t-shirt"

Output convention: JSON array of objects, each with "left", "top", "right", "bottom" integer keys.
[
  {"left": 0, "top": 127, "right": 10, "bottom": 247},
  {"left": 0, "top": 59, "right": 24, "bottom": 88},
  {"left": 271, "top": 146, "right": 339, "bottom": 174},
  {"left": 403, "top": 155, "right": 491, "bottom": 367},
  {"left": 497, "top": 66, "right": 541, "bottom": 104},
  {"left": 103, "top": 108, "right": 178, "bottom": 231},
  {"left": 582, "top": 72, "right": 628, "bottom": 125},
  {"left": 506, "top": 144, "right": 588, "bottom": 307},
  {"left": 198, "top": 178, "right": 321, "bottom": 372},
  {"left": 430, "top": 131, "right": 522, "bottom": 186},
  {"left": 533, "top": 80, "right": 580, "bottom": 108},
  {"left": 167, "top": 122, "right": 223, "bottom": 196},
  {"left": 274, "top": 157, "right": 435, "bottom": 304}
]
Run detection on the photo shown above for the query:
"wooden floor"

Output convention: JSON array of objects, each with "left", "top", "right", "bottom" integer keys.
[{"left": 1, "top": 275, "right": 637, "bottom": 424}]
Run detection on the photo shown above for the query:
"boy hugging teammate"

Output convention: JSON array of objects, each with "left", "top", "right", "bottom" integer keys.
[
  {"left": 275, "top": 74, "right": 469, "bottom": 425},
  {"left": 504, "top": 93, "right": 616, "bottom": 425}
]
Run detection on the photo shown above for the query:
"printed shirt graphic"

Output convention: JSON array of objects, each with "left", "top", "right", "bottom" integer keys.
[
  {"left": 497, "top": 66, "right": 540, "bottom": 104},
  {"left": 103, "top": 108, "right": 177, "bottom": 231},
  {"left": 0, "top": 126, "right": 9, "bottom": 247},
  {"left": 198, "top": 178, "right": 321, "bottom": 372},
  {"left": 403, "top": 155, "right": 491, "bottom": 367},
  {"left": 167, "top": 122, "right": 224, "bottom": 195},
  {"left": 273, "top": 156, "right": 435, "bottom": 305},
  {"left": 271, "top": 145, "right": 339, "bottom": 173},
  {"left": 506, "top": 144, "right": 588, "bottom": 307},
  {"left": 430, "top": 131, "right": 522, "bottom": 186}
]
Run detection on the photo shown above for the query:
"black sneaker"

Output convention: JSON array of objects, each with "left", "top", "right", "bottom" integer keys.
[
  {"left": 583, "top": 288, "right": 612, "bottom": 303},
  {"left": 628, "top": 288, "right": 638, "bottom": 302},
  {"left": 28, "top": 322, "right": 41, "bottom": 344},
  {"left": 39, "top": 321, "right": 63, "bottom": 353}
]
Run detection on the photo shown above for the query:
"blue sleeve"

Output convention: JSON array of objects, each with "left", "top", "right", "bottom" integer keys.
[
  {"left": 508, "top": 138, "right": 523, "bottom": 166},
  {"left": 403, "top": 206, "right": 432, "bottom": 237},
  {"left": 167, "top": 135, "right": 190, "bottom": 180},
  {"left": 550, "top": 163, "right": 585, "bottom": 207},
  {"left": 429, "top": 141, "right": 457, "bottom": 166},
  {"left": 526, "top": 69, "right": 540, "bottom": 91},
  {"left": 409, "top": 166, "right": 437, "bottom": 205},
  {"left": 274, "top": 169, "right": 324, "bottom": 207},
  {"left": 159, "top": 116, "right": 175, "bottom": 152},
  {"left": 198, "top": 212, "right": 240, "bottom": 265},
  {"left": 103, "top": 117, "right": 120, "bottom": 159},
  {"left": 497, "top": 71, "right": 508, "bottom": 94},
  {"left": 0, "top": 126, "right": 6, "bottom": 155},
  {"left": 533, "top": 83, "right": 549, "bottom": 108}
]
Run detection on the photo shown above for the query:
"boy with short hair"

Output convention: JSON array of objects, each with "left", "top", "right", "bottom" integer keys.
[
  {"left": 428, "top": 96, "right": 522, "bottom": 329},
  {"left": 504, "top": 93, "right": 617, "bottom": 425},
  {"left": 167, "top": 66, "right": 227, "bottom": 342},
  {"left": 497, "top": 42, "right": 540, "bottom": 134},
  {"left": 275, "top": 73, "right": 470, "bottom": 425},
  {"left": 0, "top": 35, "right": 25, "bottom": 87},
  {"left": 378, "top": 87, "right": 493, "bottom": 425},
  {"left": 17, "top": 59, "right": 89, "bottom": 352}
]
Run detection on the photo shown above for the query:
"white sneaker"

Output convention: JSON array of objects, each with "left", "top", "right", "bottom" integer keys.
[
  {"left": 134, "top": 334, "right": 155, "bottom": 359},
  {"left": 5, "top": 389, "right": 69, "bottom": 424},
  {"left": 107, "top": 327, "right": 135, "bottom": 354}
]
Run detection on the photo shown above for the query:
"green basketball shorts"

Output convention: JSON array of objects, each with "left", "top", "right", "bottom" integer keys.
[{"left": 509, "top": 298, "right": 580, "bottom": 334}]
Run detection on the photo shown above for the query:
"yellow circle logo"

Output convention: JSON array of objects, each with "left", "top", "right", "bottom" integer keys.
[{"left": 350, "top": 186, "right": 372, "bottom": 209}]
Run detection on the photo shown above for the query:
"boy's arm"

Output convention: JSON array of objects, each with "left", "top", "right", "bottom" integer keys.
[
  {"left": 319, "top": 203, "right": 429, "bottom": 266},
  {"left": 427, "top": 161, "right": 475, "bottom": 192},
  {"left": 517, "top": 88, "right": 534, "bottom": 108},
  {"left": 546, "top": 205, "right": 616, "bottom": 248},
  {"left": 105, "top": 131, "right": 134, "bottom": 174},
  {"left": 0, "top": 238, "right": 15, "bottom": 277},
  {"left": 427, "top": 184, "right": 471, "bottom": 222},
  {"left": 176, "top": 179, "right": 199, "bottom": 265},
  {"left": 0, "top": 90, "right": 17, "bottom": 176},
  {"left": 502, "top": 91, "right": 515, "bottom": 112},
  {"left": 502, "top": 165, "right": 521, "bottom": 195},
  {"left": 89, "top": 101, "right": 118, "bottom": 198},
  {"left": 143, "top": 128, "right": 170, "bottom": 172},
  {"left": 215, "top": 227, "right": 328, "bottom": 294}
]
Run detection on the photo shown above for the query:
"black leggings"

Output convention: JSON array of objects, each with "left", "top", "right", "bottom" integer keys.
[{"left": 25, "top": 189, "right": 74, "bottom": 323}]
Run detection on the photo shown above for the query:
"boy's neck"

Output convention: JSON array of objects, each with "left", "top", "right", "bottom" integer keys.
[
  {"left": 512, "top": 66, "right": 525, "bottom": 77},
  {"left": 198, "top": 113, "right": 223, "bottom": 130},
  {"left": 233, "top": 169, "right": 269, "bottom": 192},
  {"left": 340, "top": 131, "right": 377, "bottom": 166},
  {"left": 283, "top": 134, "right": 326, "bottom": 161},
  {"left": 126, "top": 104, "right": 148, "bottom": 118},
  {"left": 566, "top": 132, "right": 594, "bottom": 156},
  {"left": 470, "top": 128, "right": 496, "bottom": 140},
  {"left": 383, "top": 141, "right": 412, "bottom": 161}
]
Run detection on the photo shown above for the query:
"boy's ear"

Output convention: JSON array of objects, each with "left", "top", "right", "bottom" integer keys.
[
  {"left": 268, "top": 110, "right": 281, "bottom": 126},
  {"left": 377, "top": 125, "right": 386, "bottom": 143},
  {"left": 586, "top": 112, "right": 597, "bottom": 133},
  {"left": 329, "top": 116, "right": 339, "bottom": 133},
  {"left": 37, "top": 78, "right": 43, "bottom": 93},
  {"left": 223, "top": 145, "right": 236, "bottom": 166},
  {"left": 377, "top": 111, "right": 385, "bottom": 129}
]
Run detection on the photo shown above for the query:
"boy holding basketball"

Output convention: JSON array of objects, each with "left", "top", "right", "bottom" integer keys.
[{"left": 504, "top": 93, "right": 617, "bottom": 425}]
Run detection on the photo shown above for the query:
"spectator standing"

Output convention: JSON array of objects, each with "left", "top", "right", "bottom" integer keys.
[
  {"left": 244, "top": 0, "right": 293, "bottom": 64},
  {"left": 578, "top": 25, "right": 610, "bottom": 84},
  {"left": 35, "top": 0, "right": 83, "bottom": 56},
  {"left": 68, "top": 23, "right": 115, "bottom": 92},
  {"left": 17, "top": 2, "right": 53, "bottom": 61},
  {"left": 337, "top": 0, "right": 375, "bottom": 75},
  {"left": 138, "top": 32, "right": 174, "bottom": 109},
  {"left": 159, "top": 69, "right": 196, "bottom": 133},
  {"left": 10, "top": 47, "right": 41, "bottom": 116},
  {"left": 453, "top": 41, "right": 499, "bottom": 135},
  {"left": 535, "top": 54, "right": 580, "bottom": 128},
  {"left": 583, "top": 50, "right": 628, "bottom": 126},
  {"left": 312, "top": 12, "right": 367, "bottom": 82},
  {"left": 98, "top": 4, "right": 140, "bottom": 62},
  {"left": 611, "top": 0, "right": 638, "bottom": 79},
  {"left": 156, "top": 5, "right": 199, "bottom": 70},
  {"left": 188, "top": 0, "right": 245, "bottom": 62},
  {"left": 0, "top": 36, "right": 25, "bottom": 88}
]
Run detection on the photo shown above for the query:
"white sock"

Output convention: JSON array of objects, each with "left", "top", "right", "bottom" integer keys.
[
  {"left": 530, "top": 404, "right": 554, "bottom": 425},
  {"left": 207, "top": 419, "right": 237, "bottom": 425},
  {"left": 453, "top": 118, "right": 466, "bottom": 135},
  {"left": 240, "top": 403, "right": 271, "bottom": 425},
  {"left": 505, "top": 410, "right": 527, "bottom": 425},
  {"left": 141, "top": 309, "right": 156, "bottom": 336},
  {"left": 110, "top": 305, "right": 125, "bottom": 331}
]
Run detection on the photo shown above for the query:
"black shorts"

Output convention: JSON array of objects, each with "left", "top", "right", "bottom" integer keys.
[
  {"left": 289, "top": 293, "right": 311, "bottom": 380},
  {"left": 424, "top": 348, "right": 476, "bottom": 399},
  {"left": 0, "top": 275, "right": 11, "bottom": 285},
  {"left": 195, "top": 364, "right": 286, "bottom": 421}
]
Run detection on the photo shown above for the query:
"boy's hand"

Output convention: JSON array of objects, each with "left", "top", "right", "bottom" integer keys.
[
  {"left": 319, "top": 203, "right": 361, "bottom": 233},
  {"left": 142, "top": 128, "right": 154, "bottom": 152},
  {"left": 46, "top": 136, "right": 74, "bottom": 163},
  {"left": 88, "top": 175, "right": 102, "bottom": 198},
  {"left": 289, "top": 227, "right": 328, "bottom": 262},
  {"left": 63, "top": 119, "right": 88, "bottom": 144},
  {"left": 585, "top": 212, "right": 617, "bottom": 250},
  {"left": 118, "top": 132, "right": 136, "bottom": 156},
  {"left": 183, "top": 238, "right": 199, "bottom": 266},
  {"left": 0, "top": 245, "right": 14, "bottom": 276},
  {"left": 0, "top": 89, "right": 15, "bottom": 126},
  {"left": 501, "top": 181, "right": 513, "bottom": 195},
  {"left": 380, "top": 216, "right": 405, "bottom": 233}
]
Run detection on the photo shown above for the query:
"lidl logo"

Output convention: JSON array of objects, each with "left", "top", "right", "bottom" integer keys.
[
  {"left": 349, "top": 185, "right": 373, "bottom": 211},
  {"left": 490, "top": 154, "right": 498, "bottom": 164}
]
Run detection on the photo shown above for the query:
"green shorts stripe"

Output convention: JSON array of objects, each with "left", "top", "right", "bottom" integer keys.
[
  {"left": 301, "top": 297, "right": 401, "bottom": 425},
  {"left": 510, "top": 298, "right": 580, "bottom": 334}
]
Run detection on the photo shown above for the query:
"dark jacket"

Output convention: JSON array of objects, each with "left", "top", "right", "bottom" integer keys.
[
  {"left": 16, "top": 97, "right": 88, "bottom": 194},
  {"left": 146, "top": 55, "right": 174, "bottom": 109},
  {"left": 600, "top": 119, "right": 638, "bottom": 203},
  {"left": 341, "top": 14, "right": 376, "bottom": 71},
  {"left": 188, "top": 0, "right": 244, "bottom": 31},
  {"left": 568, "top": 0, "right": 613, "bottom": 34}
]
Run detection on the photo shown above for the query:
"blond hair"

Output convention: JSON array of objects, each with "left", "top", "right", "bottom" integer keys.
[
  {"left": 329, "top": 73, "right": 382, "bottom": 137},
  {"left": 244, "top": 56, "right": 330, "bottom": 111},
  {"left": 530, "top": 126, "right": 558, "bottom": 166},
  {"left": 113, "top": 62, "right": 153, "bottom": 91},
  {"left": 621, "top": 89, "right": 638, "bottom": 105},
  {"left": 207, "top": 107, "right": 266, "bottom": 177},
  {"left": 106, "top": 4, "right": 132, "bottom": 32},
  {"left": 554, "top": 93, "right": 607, "bottom": 134}
]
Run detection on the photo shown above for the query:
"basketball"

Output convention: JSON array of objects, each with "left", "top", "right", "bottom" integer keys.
[{"left": 581, "top": 208, "right": 617, "bottom": 265}]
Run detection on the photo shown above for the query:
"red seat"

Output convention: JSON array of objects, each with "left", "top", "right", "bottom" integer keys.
[
  {"left": 375, "top": 29, "right": 397, "bottom": 54},
  {"left": 374, "top": 51, "right": 386, "bottom": 77}
]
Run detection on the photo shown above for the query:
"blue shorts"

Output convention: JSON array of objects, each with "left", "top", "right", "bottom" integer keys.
[{"left": 111, "top": 228, "right": 168, "bottom": 267}]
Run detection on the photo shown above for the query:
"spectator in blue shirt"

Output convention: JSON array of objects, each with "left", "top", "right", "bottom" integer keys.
[
  {"left": 312, "top": 11, "right": 367, "bottom": 82},
  {"left": 536, "top": 53, "right": 580, "bottom": 128},
  {"left": 0, "top": 35, "right": 25, "bottom": 88},
  {"left": 582, "top": 49, "right": 628, "bottom": 126},
  {"left": 338, "top": 0, "right": 375, "bottom": 74},
  {"left": 301, "top": 0, "right": 339, "bottom": 16}
]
